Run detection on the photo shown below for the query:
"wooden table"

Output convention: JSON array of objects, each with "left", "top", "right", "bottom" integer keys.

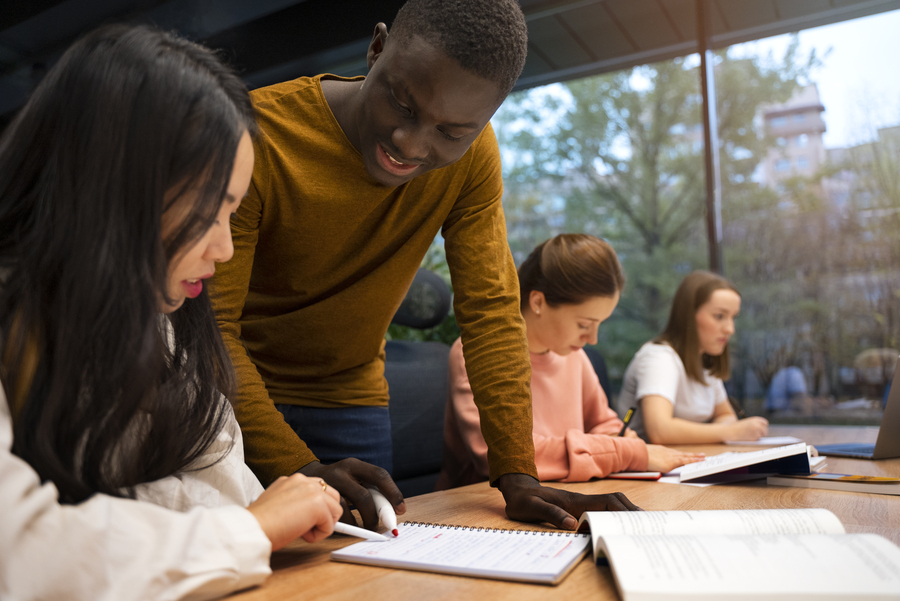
[{"left": 228, "top": 426, "right": 899, "bottom": 601}]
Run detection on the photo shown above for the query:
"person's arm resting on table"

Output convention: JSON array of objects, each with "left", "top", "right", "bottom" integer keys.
[
  {"left": 450, "top": 343, "right": 651, "bottom": 483},
  {"left": 442, "top": 127, "right": 638, "bottom": 529},
  {"left": 642, "top": 395, "right": 768, "bottom": 444}
]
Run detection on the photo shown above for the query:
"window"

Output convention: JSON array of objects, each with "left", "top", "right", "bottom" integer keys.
[{"left": 491, "top": 9, "right": 900, "bottom": 429}]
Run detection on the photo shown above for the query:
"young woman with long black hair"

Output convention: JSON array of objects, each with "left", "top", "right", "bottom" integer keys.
[{"left": 0, "top": 25, "right": 341, "bottom": 600}]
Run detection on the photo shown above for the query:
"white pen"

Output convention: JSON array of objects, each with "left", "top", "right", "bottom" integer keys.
[
  {"left": 332, "top": 521, "right": 390, "bottom": 542},
  {"left": 367, "top": 487, "right": 399, "bottom": 537}
]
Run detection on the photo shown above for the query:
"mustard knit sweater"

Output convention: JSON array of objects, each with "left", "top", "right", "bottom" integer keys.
[{"left": 210, "top": 75, "right": 537, "bottom": 485}]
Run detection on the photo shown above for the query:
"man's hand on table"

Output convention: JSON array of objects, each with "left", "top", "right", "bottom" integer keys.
[
  {"left": 298, "top": 459, "right": 406, "bottom": 530},
  {"left": 495, "top": 473, "right": 640, "bottom": 530}
]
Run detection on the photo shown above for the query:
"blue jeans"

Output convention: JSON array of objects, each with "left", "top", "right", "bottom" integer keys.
[{"left": 275, "top": 404, "right": 393, "bottom": 475}]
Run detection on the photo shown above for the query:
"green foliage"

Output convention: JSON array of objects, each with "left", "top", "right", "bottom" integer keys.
[{"left": 494, "top": 42, "right": 815, "bottom": 392}]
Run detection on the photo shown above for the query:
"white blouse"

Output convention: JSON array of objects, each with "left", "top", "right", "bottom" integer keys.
[
  {"left": 618, "top": 342, "right": 728, "bottom": 440},
  {"left": 0, "top": 382, "right": 272, "bottom": 601}
]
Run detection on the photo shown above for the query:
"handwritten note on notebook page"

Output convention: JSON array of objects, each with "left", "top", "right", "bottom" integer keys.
[{"left": 331, "top": 522, "right": 590, "bottom": 584}]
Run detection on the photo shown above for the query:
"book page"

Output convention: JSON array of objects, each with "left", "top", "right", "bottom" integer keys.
[
  {"left": 724, "top": 436, "right": 803, "bottom": 445},
  {"left": 671, "top": 442, "right": 808, "bottom": 481},
  {"left": 600, "top": 533, "right": 900, "bottom": 601},
  {"left": 331, "top": 523, "right": 591, "bottom": 584},
  {"left": 579, "top": 509, "right": 844, "bottom": 557}
]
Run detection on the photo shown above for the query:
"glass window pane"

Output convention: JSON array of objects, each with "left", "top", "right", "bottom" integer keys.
[
  {"left": 722, "top": 9, "right": 900, "bottom": 424},
  {"left": 494, "top": 57, "right": 704, "bottom": 386},
  {"left": 493, "top": 8, "right": 900, "bottom": 426}
]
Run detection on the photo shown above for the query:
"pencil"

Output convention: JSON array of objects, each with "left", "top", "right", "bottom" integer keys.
[{"left": 618, "top": 406, "right": 637, "bottom": 436}]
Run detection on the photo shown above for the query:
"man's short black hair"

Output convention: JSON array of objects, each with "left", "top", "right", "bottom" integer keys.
[{"left": 390, "top": 0, "right": 528, "bottom": 98}]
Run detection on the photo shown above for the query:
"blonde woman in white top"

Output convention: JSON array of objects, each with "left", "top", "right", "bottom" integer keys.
[{"left": 618, "top": 271, "right": 769, "bottom": 444}]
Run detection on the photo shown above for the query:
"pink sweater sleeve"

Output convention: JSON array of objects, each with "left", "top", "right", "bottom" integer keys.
[
  {"left": 533, "top": 352, "right": 648, "bottom": 482},
  {"left": 534, "top": 431, "right": 649, "bottom": 482},
  {"left": 449, "top": 343, "right": 649, "bottom": 483},
  {"left": 447, "top": 339, "right": 491, "bottom": 479}
]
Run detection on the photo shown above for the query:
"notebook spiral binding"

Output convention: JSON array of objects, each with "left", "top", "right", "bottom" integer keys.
[{"left": 402, "top": 521, "right": 587, "bottom": 537}]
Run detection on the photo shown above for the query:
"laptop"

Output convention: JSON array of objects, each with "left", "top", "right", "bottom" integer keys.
[{"left": 816, "top": 356, "right": 900, "bottom": 459}]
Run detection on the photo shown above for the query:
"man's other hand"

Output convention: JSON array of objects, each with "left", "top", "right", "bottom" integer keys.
[{"left": 495, "top": 473, "right": 640, "bottom": 530}]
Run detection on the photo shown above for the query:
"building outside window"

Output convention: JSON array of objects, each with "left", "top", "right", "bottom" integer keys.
[{"left": 492, "top": 8, "right": 900, "bottom": 426}]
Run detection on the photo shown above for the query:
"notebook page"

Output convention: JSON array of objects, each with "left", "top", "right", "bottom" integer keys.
[{"left": 331, "top": 522, "right": 591, "bottom": 584}]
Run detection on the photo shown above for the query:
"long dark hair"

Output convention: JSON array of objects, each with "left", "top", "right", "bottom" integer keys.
[
  {"left": 518, "top": 233, "right": 625, "bottom": 310},
  {"left": 655, "top": 270, "right": 740, "bottom": 383},
  {"left": 0, "top": 25, "right": 256, "bottom": 503}
]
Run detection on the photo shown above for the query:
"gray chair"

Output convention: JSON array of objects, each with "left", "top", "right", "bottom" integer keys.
[
  {"left": 582, "top": 345, "right": 612, "bottom": 401},
  {"left": 385, "top": 269, "right": 452, "bottom": 498}
]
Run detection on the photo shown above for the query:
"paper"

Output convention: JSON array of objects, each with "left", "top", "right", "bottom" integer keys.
[
  {"left": 579, "top": 508, "right": 844, "bottom": 538},
  {"left": 725, "top": 436, "right": 803, "bottom": 445},
  {"left": 601, "top": 534, "right": 900, "bottom": 600},
  {"left": 659, "top": 452, "right": 825, "bottom": 486},
  {"left": 332, "top": 522, "right": 591, "bottom": 584},
  {"left": 669, "top": 443, "right": 808, "bottom": 481}
]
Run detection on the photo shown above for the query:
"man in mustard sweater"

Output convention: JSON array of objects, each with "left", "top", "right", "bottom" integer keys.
[{"left": 210, "top": 0, "right": 638, "bottom": 530}]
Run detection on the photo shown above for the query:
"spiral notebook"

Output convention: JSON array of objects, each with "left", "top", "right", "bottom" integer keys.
[{"left": 331, "top": 521, "right": 591, "bottom": 585}]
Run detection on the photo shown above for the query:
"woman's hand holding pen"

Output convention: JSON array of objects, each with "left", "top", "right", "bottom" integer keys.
[
  {"left": 298, "top": 458, "right": 406, "bottom": 530},
  {"left": 247, "top": 473, "right": 343, "bottom": 550},
  {"left": 646, "top": 445, "right": 705, "bottom": 473},
  {"left": 727, "top": 416, "right": 769, "bottom": 441}
]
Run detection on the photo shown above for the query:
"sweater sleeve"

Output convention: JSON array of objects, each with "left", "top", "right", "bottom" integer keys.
[
  {"left": 209, "top": 130, "right": 317, "bottom": 485},
  {"left": 446, "top": 339, "right": 491, "bottom": 480},
  {"left": 534, "top": 431, "right": 649, "bottom": 482},
  {"left": 534, "top": 352, "right": 648, "bottom": 482},
  {"left": 0, "top": 385, "right": 271, "bottom": 601},
  {"left": 442, "top": 124, "right": 537, "bottom": 483}
]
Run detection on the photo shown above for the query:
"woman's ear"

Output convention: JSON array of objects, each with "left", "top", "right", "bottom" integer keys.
[{"left": 529, "top": 290, "right": 546, "bottom": 315}]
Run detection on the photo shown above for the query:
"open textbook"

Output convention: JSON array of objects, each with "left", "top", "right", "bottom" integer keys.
[
  {"left": 662, "top": 442, "right": 811, "bottom": 484},
  {"left": 577, "top": 508, "right": 900, "bottom": 600}
]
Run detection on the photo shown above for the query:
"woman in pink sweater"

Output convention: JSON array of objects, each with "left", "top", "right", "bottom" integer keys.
[{"left": 437, "top": 234, "right": 704, "bottom": 488}]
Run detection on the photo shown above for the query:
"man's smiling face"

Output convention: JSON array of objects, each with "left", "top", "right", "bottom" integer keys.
[{"left": 354, "top": 33, "right": 504, "bottom": 187}]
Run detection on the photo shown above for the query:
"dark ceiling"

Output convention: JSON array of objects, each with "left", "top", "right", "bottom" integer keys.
[{"left": 2, "top": 0, "right": 899, "bottom": 127}]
